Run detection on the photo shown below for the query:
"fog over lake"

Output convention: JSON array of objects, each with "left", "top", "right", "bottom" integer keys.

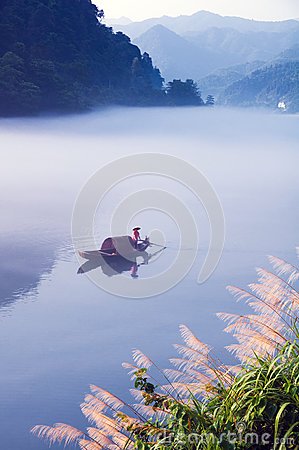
[{"left": 0, "top": 107, "right": 298, "bottom": 450}]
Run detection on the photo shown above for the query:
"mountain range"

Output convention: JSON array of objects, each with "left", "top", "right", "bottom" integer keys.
[
  {"left": 109, "top": 11, "right": 299, "bottom": 111},
  {"left": 109, "top": 10, "right": 299, "bottom": 39},
  {"left": 134, "top": 25, "right": 230, "bottom": 80},
  {"left": 124, "top": 13, "right": 299, "bottom": 80}
]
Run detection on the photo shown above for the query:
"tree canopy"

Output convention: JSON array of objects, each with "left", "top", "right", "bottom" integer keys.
[{"left": 166, "top": 79, "right": 204, "bottom": 105}]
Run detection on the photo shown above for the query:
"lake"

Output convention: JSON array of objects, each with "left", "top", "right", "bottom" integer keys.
[{"left": 0, "top": 107, "right": 298, "bottom": 449}]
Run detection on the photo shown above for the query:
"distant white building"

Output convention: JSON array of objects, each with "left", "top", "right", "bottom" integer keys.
[{"left": 278, "top": 101, "right": 286, "bottom": 111}]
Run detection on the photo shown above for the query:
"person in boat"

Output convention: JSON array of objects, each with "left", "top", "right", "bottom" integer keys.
[{"left": 132, "top": 226, "right": 141, "bottom": 249}]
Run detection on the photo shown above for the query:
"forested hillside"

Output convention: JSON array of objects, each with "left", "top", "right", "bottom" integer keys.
[
  {"left": 221, "top": 61, "right": 299, "bottom": 112},
  {"left": 198, "top": 61, "right": 264, "bottom": 99},
  {"left": 0, "top": 0, "right": 164, "bottom": 115}
]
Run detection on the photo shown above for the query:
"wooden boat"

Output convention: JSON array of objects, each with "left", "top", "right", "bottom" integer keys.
[{"left": 79, "top": 235, "right": 150, "bottom": 260}]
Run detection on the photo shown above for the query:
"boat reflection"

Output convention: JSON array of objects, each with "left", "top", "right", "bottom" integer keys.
[{"left": 77, "top": 249, "right": 164, "bottom": 279}]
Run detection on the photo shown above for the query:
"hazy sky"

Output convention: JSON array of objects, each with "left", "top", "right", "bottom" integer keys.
[{"left": 97, "top": 0, "right": 299, "bottom": 22}]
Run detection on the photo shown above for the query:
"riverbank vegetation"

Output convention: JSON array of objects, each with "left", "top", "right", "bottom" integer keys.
[{"left": 32, "top": 251, "right": 299, "bottom": 449}]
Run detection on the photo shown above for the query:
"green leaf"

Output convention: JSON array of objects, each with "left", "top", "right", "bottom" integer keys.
[{"left": 274, "top": 402, "right": 290, "bottom": 449}]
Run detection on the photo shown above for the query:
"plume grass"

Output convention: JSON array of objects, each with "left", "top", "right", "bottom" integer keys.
[{"left": 32, "top": 250, "right": 299, "bottom": 449}]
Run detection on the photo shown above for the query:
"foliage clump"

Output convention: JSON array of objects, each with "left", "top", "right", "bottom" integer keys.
[
  {"left": 32, "top": 251, "right": 299, "bottom": 449},
  {"left": 166, "top": 79, "right": 204, "bottom": 106}
]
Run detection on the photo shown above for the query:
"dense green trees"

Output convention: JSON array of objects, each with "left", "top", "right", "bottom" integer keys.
[
  {"left": 0, "top": 51, "right": 41, "bottom": 115},
  {"left": 0, "top": 0, "right": 165, "bottom": 115},
  {"left": 166, "top": 79, "right": 204, "bottom": 105}
]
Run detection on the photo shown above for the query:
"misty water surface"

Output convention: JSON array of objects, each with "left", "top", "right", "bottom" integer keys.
[{"left": 0, "top": 107, "right": 298, "bottom": 450}]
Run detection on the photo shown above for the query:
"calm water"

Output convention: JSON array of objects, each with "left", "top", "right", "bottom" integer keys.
[{"left": 0, "top": 107, "right": 298, "bottom": 449}]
